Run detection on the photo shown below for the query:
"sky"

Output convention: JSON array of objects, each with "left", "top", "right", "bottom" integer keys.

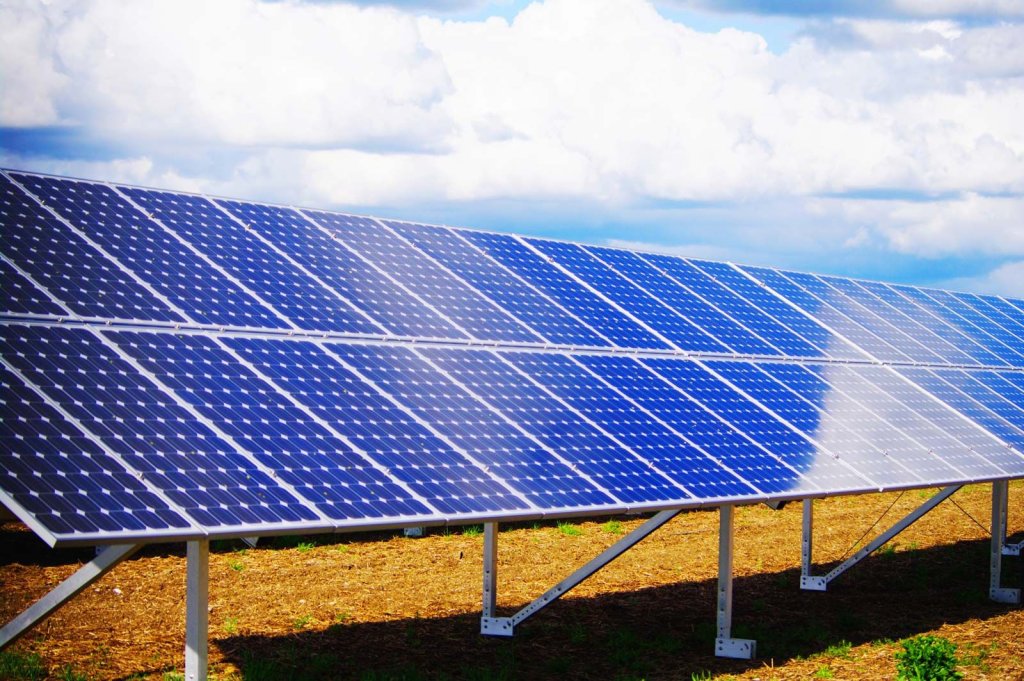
[{"left": 2, "top": 0, "right": 1023, "bottom": 295}]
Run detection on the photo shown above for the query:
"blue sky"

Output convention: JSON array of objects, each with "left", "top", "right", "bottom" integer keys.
[{"left": 2, "top": 0, "right": 1023, "bottom": 294}]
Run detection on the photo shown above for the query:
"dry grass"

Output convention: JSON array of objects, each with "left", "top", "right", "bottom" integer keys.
[{"left": 0, "top": 482, "right": 1021, "bottom": 680}]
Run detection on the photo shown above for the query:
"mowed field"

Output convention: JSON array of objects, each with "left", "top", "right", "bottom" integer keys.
[{"left": 1, "top": 482, "right": 1022, "bottom": 681}]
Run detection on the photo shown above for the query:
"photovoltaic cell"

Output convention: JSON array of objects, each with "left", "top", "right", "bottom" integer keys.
[
  {"left": 855, "top": 279, "right": 996, "bottom": 367},
  {"left": 781, "top": 271, "right": 944, "bottom": 364},
  {"left": 216, "top": 200, "right": 460, "bottom": 339},
  {"left": 421, "top": 347, "right": 683, "bottom": 504},
  {"left": 461, "top": 230, "right": 667, "bottom": 349},
  {"left": 0, "top": 363, "right": 191, "bottom": 538},
  {"left": 816, "top": 274, "right": 969, "bottom": 365},
  {"left": 742, "top": 266, "right": 911, "bottom": 363},
  {"left": 387, "top": 221, "right": 608, "bottom": 347},
  {"left": 578, "top": 246, "right": 734, "bottom": 354},
  {"left": 225, "top": 336, "right": 529, "bottom": 516},
  {"left": 645, "top": 358, "right": 870, "bottom": 490},
  {"left": 578, "top": 354, "right": 808, "bottom": 495},
  {"left": 106, "top": 331, "right": 435, "bottom": 521},
  {"left": 0, "top": 324, "right": 320, "bottom": 530},
  {"left": 4, "top": 169, "right": 1024, "bottom": 548},
  {"left": 706, "top": 360, "right": 920, "bottom": 486},
  {"left": 913, "top": 287, "right": 1024, "bottom": 366},
  {"left": 502, "top": 351, "right": 757, "bottom": 499},
  {"left": 0, "top": 257, "right": 68, "bottom": 316},
  {"left": 898, "top": 367, "right": 1024, "bottom": 470},
  {"left": 1, "top": 174, "right": 184, "bottom": 323},
  {"left": 11, "top": 173, "right": 283, "bottom": 330},
  {"left": 306, "top": 211, "right": 541, "bottom": 344},
  {"left": 328, "top": 343, "right": 617, "bottom": 510},
  {"left": 637, "top": 252, "right": 815, "bottom": 357}
]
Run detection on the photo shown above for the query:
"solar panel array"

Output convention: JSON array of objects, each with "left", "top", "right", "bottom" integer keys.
[{"left": 3, "top": 169, "right": 1024, "bottom": 547}]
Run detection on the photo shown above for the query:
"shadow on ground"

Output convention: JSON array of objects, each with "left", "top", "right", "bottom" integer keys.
[{"left": 196, "top": 537, "right": 1019, "bottom": 681}]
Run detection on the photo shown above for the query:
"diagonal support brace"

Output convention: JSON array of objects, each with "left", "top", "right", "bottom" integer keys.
[
  {"left": 0, "top": 543, "right": 141, "bottom": 650},
  {"left": 480, "top": 510, "right": 680, "bottom": 637},
  {"left": 801, "top": 485, "right": 961, "bottom": 591}
]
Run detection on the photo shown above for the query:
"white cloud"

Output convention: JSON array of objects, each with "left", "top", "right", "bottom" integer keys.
[
  {"left": 944, "top": 261, "right": 1024, "bottom": 297},
  {"left": 2, "top": 0, "right": 1023, "bottom": 266},
  {"left": 812, "top": 194, "right": 1024, "bottom": 258}
]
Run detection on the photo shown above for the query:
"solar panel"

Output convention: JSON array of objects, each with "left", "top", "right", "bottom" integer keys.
[{"left": 1, "top": 167, "right": 1023, "bottom": 552}]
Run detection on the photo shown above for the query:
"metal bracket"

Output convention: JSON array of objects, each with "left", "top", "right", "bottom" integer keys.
[
  {"left": 801, "top": 486, "right": 961, "bottom": 591},
  {"left": 479, "top": 510, "right": 680, "bottom": 638},
  {"left": 0, "top": 543, "right": 140, "bottom": 650}
]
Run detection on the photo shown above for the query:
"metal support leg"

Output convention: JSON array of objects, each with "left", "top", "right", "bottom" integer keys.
[
  {"left": 185, "top": 540, "right": 209, "bottom": 681},
  {"left": 990, "top": 481, "right": 1021, "bottom": 604},
  {"left": 0, "top": 544, "right": 140, "bottom": 650},
  {"left": 800, "top": 499, "right": 825, "bottom": 590},
  {"left": 480, "top": 523, "right": 500, "bottom": 633},
  {"left": 802, "top": 485, "right": 961, "bottom": 591},
  {"left": 716, "top": 504, "right": 755, "bottom": 659},
  {"left": 480, "top": 510, "right": 680, "bottom": 637}
]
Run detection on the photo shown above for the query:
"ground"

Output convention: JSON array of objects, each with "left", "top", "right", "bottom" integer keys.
[{"left": 1, "top": 483, "right": 1022, "bottom": 680}]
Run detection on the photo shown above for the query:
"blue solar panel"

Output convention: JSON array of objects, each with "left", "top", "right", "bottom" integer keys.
[
  {"left": 527, "top": 238, "right": 724, "bottom": 353},
  {"left": 387, "top": 221, "right": 608, "bottom": 347},
  {"left": 120, "top": 186, "right": 380, "bottom": 333},
  {"left": 305, "top": 211, "right": 541, "bottom": 344},
  {"left": 707, "top": 360, "right": 921, "bottom": 486},
  {"left": 962, "top": 293, "right": 1024, "bottom": 349},
  {"left": 216, "top": 199, "right": 462, "bottom": 340},
  {"left": 11, "top": 173, "right": 289, "bottom": 330},
  {"left": 4, "top": 169, "right": 1024, "bottom": 549},
  {"left": 633, "top": 252, "right": 817, "bottom": 357},
  {"left": 684, "top": 259, "right": 867, "bottom": 361},
  {"left": 107, "top": 331, "right": 435, "bottom": 521},
  {"left": 578, "top": 354, "right": 807, "bottom": 495},
  {"left": 816, "top": 275, "right": 972, "bottom": 365},
  {"left": 898, "top": 367, "right": 1024, "bottom": 471},
  {"left": 502, "top": 351, "right": 758, "bottom": 498},
  {"left": 742, "top": 266, "right": 912, "bottom": 363},
  {"left": 460, "top": 230, "right": 667, "bottom": 349},
  {"left": 421, "top": 347, "right": 685, "bottom": 504},
  {"left": 1, "top": 174, "right": 184, "bottom": 323},
  {"left": 575, "top": 246, "right": 733, "bottom": 354},
  {"left": 0, "top": 257, "right": 68, "bottom": 316},
  {"left": 225, "top": 336, "right": 530, "bottom": 516},
  {"left": 0, "top": 363, "right": 191, "bottom": 540},
  {"left": 780, "top": 271, "right": 944, "bottom": 364},
  {"left": 1, "top": 324, "right": 321, "bottom": 531},
  {"left": 329, "top": 343, "right": 617, "bottom": 510},
  {"left": 645, "top": 358, "right": 871, "bottom": 490},
  {"left": 912, "top": 287, "right": 1024, "bottom": 366},
  {"left": 855, "top": 280, "right": 997, "bottom": 367}
]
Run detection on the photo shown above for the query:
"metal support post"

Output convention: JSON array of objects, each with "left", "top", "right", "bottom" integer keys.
[
  {"left": 481, "top": 510, "right": 680, "bottom": 637},
  {"left": 185, "top": 540, "right": 210, "bottom": 681},
  {"left": 990, "top": 480, "right": 1021, "bottom": 604},
  {"left": 802, "top": 485, "right": 960, "bottom": 591},
  {"left": 800, "top": 499, "right": 824, "bottom": 590},
  {"left": 716, "top": 504, "right": 755, "bottom": 659},
  {"left": 481, "top": 522, "right": 499, "bottom": 629},
  {"left": 0, "top": 544, "right": 140, "bottom": 650}
]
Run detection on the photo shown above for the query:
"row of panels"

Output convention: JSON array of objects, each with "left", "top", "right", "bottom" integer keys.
[
  {"left": 6, "top": 171, "right": 1024, "bottom": 367},
  {"left": 4, "top": 322, "right": 1024, "bottom": 545}
]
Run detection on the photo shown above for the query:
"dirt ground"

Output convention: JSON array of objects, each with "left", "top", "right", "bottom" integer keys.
[{"left": 1, "top": 483, "right": 1022, "bottom": 680}]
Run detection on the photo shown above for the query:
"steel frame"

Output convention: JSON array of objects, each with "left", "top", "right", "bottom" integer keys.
[
  {"left": 802, "top": 482, "right": 1020, "bottom": 606},
  {"left": 479, "top": 507, "right": 755, "bottom": 659},
  {"left": 800, "top": 485, "right": 962, "bottom": 591}
]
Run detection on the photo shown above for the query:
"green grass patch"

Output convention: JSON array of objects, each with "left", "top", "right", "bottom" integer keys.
[{"left": 0, "top": 650, "right": 46, "bottom": 681}]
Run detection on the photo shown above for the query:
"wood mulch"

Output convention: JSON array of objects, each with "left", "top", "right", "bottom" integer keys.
[{"left": 1, "top": 482, "right": 1022, "bottom": 680}]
